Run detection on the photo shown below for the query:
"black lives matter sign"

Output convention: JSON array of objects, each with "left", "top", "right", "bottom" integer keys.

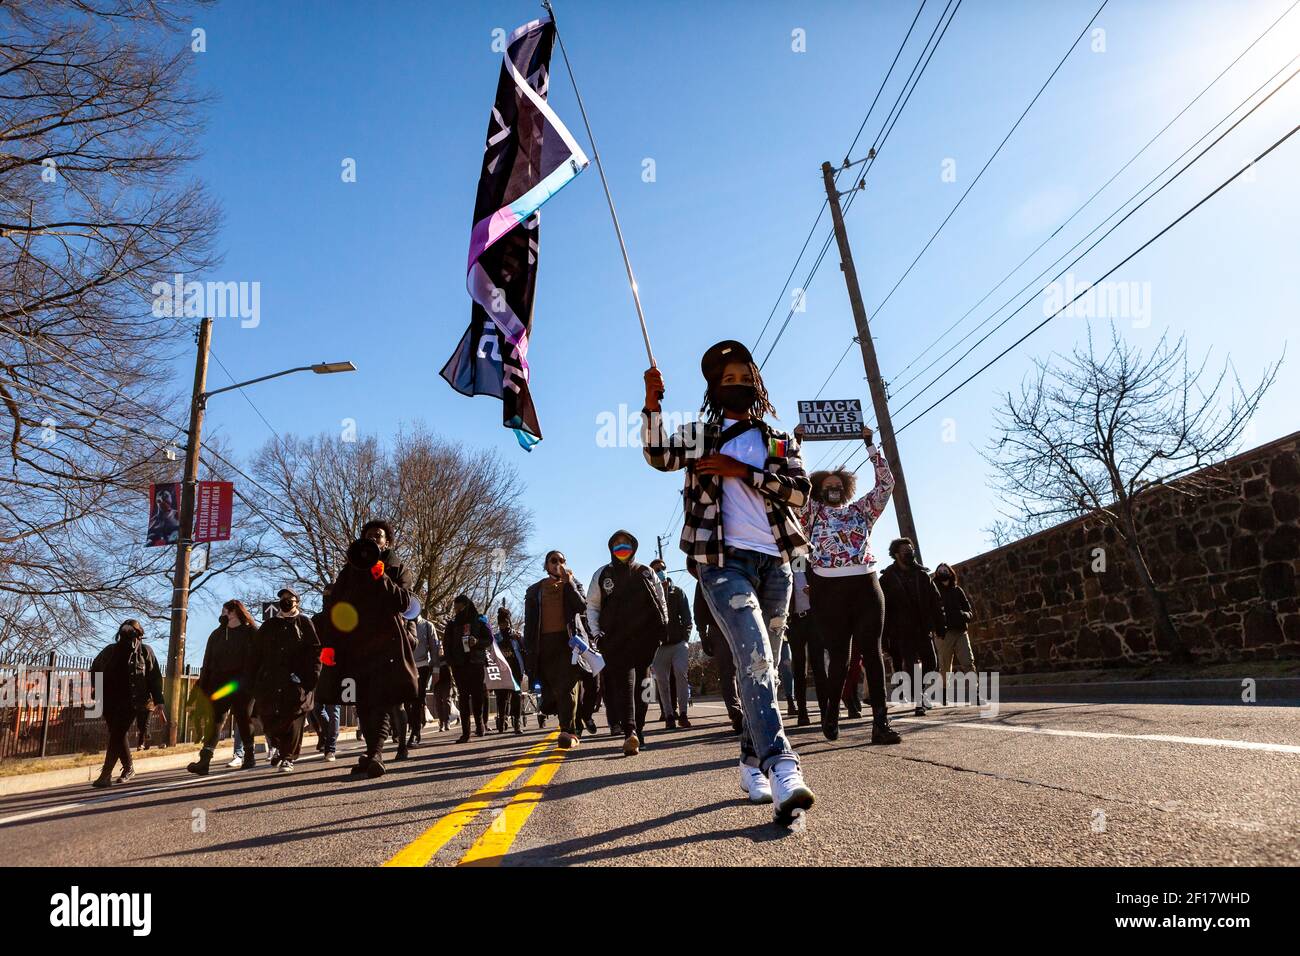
[{"left": 797, "top": 399, "right": 864, "bottom": 439}]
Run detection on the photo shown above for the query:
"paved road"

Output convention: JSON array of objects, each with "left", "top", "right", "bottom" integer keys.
[{"left": 2, "top": 700, "right": 1297, "bottom": 866}]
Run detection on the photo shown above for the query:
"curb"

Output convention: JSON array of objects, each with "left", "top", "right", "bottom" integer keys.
[
  {"left": 996, "top": 677, "right": 1300, "bottom": 705},
  {"left": 0, "top": 730, "right": 356, "bottom": 797}
]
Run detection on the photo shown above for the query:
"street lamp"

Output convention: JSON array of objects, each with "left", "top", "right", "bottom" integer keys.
[{"left": 164, "top": 317, "right": 356, "bottom": 743}]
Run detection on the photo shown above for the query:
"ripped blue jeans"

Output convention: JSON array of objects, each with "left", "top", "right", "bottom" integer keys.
[{"left": 698, "top": 548, "right": 797, "bottom": 773}]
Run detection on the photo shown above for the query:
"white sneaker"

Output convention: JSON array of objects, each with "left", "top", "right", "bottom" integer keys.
[
  {"left": 738, "top": 762, "right": 772, "bottom": 804},
  {"left": 768, "top": 758, "right": 815, "bottom": 825},
  {"left": 279, "top": 760, "right": 294, "bottom": 773},
  {"left": 324, "top": 751, "right": 336, "bottom": 762},
  {"left": 227, "top": 754, "right": 243, "bottom": 768}
]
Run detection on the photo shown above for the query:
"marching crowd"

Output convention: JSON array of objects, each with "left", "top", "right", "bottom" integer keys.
[{"left": 89, "top": 339, "right": 979, "bottom": 828}]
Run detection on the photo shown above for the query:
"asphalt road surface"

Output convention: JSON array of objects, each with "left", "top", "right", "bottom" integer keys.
[{"left": 2, "top": 699, "right": 1297, "bottom": 867}]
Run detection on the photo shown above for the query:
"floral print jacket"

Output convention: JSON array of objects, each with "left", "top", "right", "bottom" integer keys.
[{"left": 800, "top": 445, "right": 894, "bottom": 572}]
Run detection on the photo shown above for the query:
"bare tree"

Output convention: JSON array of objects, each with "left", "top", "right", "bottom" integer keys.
[
  {"left": 985, "top": 326, "right": 1279, "bottom": 662},
  {"left": 0, "top": 1, "right": 223, "bottom": 656}
]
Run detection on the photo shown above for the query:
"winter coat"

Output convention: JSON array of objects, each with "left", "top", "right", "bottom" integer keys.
[
  {"left": 197, "top": 623, "right": 255, "bottom": 696},
  {"left": 325, "top": 548, "right": 419, "bottom": 707},
  {"left": 880, "top": 562, "right": 946, "bottom": 654},
  {"left": 91, "top": 633, "right": 164, "bottom": 719},
  {"left": 444, "top": 613, "right": 493, "bottom": 668},
  {"left": 938, "top": 584, "right": 973, "bottom": 633},
  {"left": 250, "top": 614, "right": 321, "bottom": 720},
  {"left": 587, "top": 560, "right": 668, "bottom": 666},
  {"left": 523, "top": 575, "right": 589, "bottom": 647},
  {"left": 661, "top": 579, "right": 692, "bottom": 645}
]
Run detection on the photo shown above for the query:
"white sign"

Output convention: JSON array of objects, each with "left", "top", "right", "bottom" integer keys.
[{"left": 797, "top": 399, "right": 863, "bottom": 439}]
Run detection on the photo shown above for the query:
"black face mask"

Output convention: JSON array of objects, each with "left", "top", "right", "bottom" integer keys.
[
  {"left": 279, "top": 596, "right": 295, "bottom": 612},
  {"left": 711, "top": 383, "right": 755, "bottom": 414}
]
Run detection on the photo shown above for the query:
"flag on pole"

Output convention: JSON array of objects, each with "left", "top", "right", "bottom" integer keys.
[{"left": 440, "top": 15, "right": 589, "bottom": 449}]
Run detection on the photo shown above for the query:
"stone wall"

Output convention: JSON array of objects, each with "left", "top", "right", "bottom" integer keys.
[{"left": 953, "top": 432, "right": 1300, "bottom": 673}]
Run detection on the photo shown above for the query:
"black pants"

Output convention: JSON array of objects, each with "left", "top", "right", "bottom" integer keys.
[
  {"left": 132, "top": 708, "right": 152, "bottom": 749},
  {"left": 406, "top": 665, "right": 433, "bottom": 734},
  {"left": 786, "top": 610, "right": 827, "bottom": 715},
  {"left": 576, "top": 668, "right": 599, "bottom": 725},
  {"left": 263, "top": 711, "right": 306, "bottom": 761},
  {"left": 358, "top": 702, "right": 392, "bottom": 758},
  {"left": 452, "top": 663, "right": 486, "bottom": 733},
  {"left": 201, "top": 693, "right": 254, "bottom": 756},
  {"left": 433, "top": 668, "right": 452, "bottom": 727},
  {"left": 897, "top": 631, "right": 939, "bottom": 704},
  {"left": 603, "top": 656, "right": 649, "bottom": 739},
  {"left": 495, "top": 689, "right": 521, "bottom": 728},
  {"left": 99, "top": 710, "right": 136, "bottom": 780},
  {"left": 708, "top": 626, "right": 742, "bottom": 722},
  {"left": 810, "top": 570, "right": 887, "bottom": 719},
  {"left": 539, "top": 632, "right": 580, "bottom": 734}
]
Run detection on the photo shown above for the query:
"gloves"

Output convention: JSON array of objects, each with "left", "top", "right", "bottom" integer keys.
[
  {"left": 320, "top": 647, "right": 336, "bottom": 667},
  {"left": 370, "top": 560, "right": 385, "bottom": 581}
]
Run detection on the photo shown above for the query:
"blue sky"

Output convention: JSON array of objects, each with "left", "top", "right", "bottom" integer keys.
[{"left": 180, "top": 0, "right": 1300, "bottom": 628}]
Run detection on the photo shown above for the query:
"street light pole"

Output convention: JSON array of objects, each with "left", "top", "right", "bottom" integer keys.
[{"left": 164, "top": 316, "right": 212, "bottom": 743}]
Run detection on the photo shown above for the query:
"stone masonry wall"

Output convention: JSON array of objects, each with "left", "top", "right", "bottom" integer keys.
[{"left": 952, "top": 432, "right": 1300, "bottom": 674}]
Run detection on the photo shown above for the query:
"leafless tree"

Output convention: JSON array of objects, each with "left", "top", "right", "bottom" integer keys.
[
  {"left": 985, "top": 325, "right": 1279, "bottom": 661},
  {"left": 0, "top": 2, "right": 226, "bottom": 657}
]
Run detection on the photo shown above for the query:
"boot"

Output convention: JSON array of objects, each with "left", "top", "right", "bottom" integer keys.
[
  {"left": 513, "top": 718, "right": 522, "bottom": 735},
  {"left": 496, "top": 716, "right": 505, "bottom": 734},
  {"left": 786, "top": 699, "right": 798, "bottom": 718},
  {"left": 186, "top": 748, "right": 213, "bottom": 776},
  {"left": 796, "top": 705, "right": 811, "bottom": 727},
  {"left": 457, "top": 727, "right": 471, "bottom": 743},
  {"left": 240, "top": 749, "right": 256, "bottom": 770},
  {"left": 365, "top": 752, "right": 386, "bottom": 779},
  {"left": 474, "top": 722, "right": 485, "bottom": 737},
  {"left": 821, "top": 710, "right": 839, "bottom": 742},
  {"left": 91, "top": 773, "right": 112, "bottom": 789},
  {"left": 872, "top": 716, "right": 902, "bottom": 745},
  {"left": 679, "top": 715, "right": 692, "bottom": 729}
]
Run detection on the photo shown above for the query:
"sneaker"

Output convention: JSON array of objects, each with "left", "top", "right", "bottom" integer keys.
[
  {"left": 738, "top": 762, "right": 773, "bottom": 804},
  {"left": 269, "top": 751, "right": 282, "bottom": 767},
  {"left": 279, "top": 760, "right": 294, "bottom": 773},
  {"left": 325, "top": 751, "right": 337, "bottom": 761},
  {"left": 228, "top": 753, "right": 244, "bottom": 768},
  {"left": 768, "top": 758, "right": 815, "bottom": 826},
  {"left": 240, "top": 752, "right": 256, "bottom": 770},
  {"left": 118, "top": 767, "right": 136, "bottom": 784},
  {"left": 872, "top": 720, "right": 902, "bottom": 745},
  {"left": 584, "top": 718, "right": 598, "bottom": 734},
  {"left": 679, "top": 716, "right": 692, "bottom": 729},
  {"left": 621, "top": 734, "right": 640, "bottom": 757},
  {"left": 913, "top": 705, "right": 927, "bottom": 717},
  {"left": 349, "top": 755, "right": 371, "bottom": 777},
  {"left": 557, "top": 732, "right": 575, "bottom": 750},
  {"left": 91, "top": 774, "right": 112, "bottom": 789}
]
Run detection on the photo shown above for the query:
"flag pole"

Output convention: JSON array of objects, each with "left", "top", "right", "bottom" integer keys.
[{"left": 543, "top": 0, "right": 656, "bottom": 369}]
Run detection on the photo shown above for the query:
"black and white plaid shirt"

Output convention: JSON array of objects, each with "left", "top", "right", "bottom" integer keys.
[{"left": 641, "top": 409, "right": 811, "bottom": 569}]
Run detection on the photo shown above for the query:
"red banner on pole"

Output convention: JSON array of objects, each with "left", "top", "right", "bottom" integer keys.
[{"left": 193, "top": 481, "right": 234, "bottom": 543}]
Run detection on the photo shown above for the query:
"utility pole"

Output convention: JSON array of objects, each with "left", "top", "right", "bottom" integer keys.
[
  {"left": 821, "top": 161, "right": 923, "bottom": 560},
  {"left": 165, "top": 316, "right": 212, "bottom": 744},
  {"left": 656, "top": 534, "right": 666, "bottom": 564}
]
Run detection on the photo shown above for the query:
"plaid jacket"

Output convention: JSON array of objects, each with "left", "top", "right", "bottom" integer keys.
[{"left": 641, "top": 409, "right": 811, "bottom": 569}]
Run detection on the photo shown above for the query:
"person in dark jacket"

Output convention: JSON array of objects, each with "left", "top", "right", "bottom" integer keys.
[
  {"left": 880, "top": 538, "right": 945, "bottom": 716},
  {"left": 523, "top": 550, "right": 590, "bottom": 748},
  {"left": 431, "top": 615, "right": 453, "bottom": 732},
  {"left": 933, "top": 562, "right": 977, "bottom": 703},
  {"left": 187, "top": 600, "right": 258, "bottom": 775},
  {"left": 586, "top": 530, "right": 668, "bottom": 756},
  {"left": 325, "top": 521, "right": 420, "bottom": 779},
  {"left": 250, "top": 587, "right": 321, "bottom": 772},
  {"left": 649, "top": 558, "right": 692, "bottom": 729},
  {"left": 405, "top": 613, "right": 439, "bottom": 748},
  {"left": 695, "top": 577, "right": 743, "bottom": 733},
  {"left": 90, "top": 620, "right": 165, "bottom": 788},
  {"left": 444, "top": 594, "right": 493, "bottom": 742},
  {"left": 310, "top": 586, "right": 342, "bottom": 760},
  {"left": 493, "top": 607, "right": 526, "bottom": 735}
]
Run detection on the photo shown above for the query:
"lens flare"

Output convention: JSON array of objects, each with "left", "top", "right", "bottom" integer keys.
[
  {"left": 210, "top": 680, "right": 239, "bottom": 702},
  {"left": 331, "top": 601, "right": 359, "bottom": 633}
]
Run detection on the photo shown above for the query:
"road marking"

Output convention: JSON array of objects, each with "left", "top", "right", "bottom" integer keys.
[
  {"left": 893, "top": 717, "right": 1300, "bottom": 754},
  {"left": 456, "top": 750, "right": 568, "bottom": 867},
  {"left": 383, "top": 733, "right": 558, "bottom": 867}
]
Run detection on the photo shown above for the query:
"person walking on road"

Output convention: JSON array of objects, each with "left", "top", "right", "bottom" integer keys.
[
  {"left": 406, "top": 613, "right": 440, "bottom": 748},
  {"left": 696, "top": 577, "right": 743, "bottom": 733},
  {"left": 445, "top": 594, "right": 493, "bottom": 743},
  {"left": 649, "top": 558, "right": 692, "bottom": 729},
  {"left": 432, "top": 620, "right": 453, "bottom": 732},
  {"left": 494, "top": 607, "right": 526, "bottom": 735},
  {"left": 586, "top": 530, "right": 667, "bottom": 756},
  {"left": 310, "top": 588, "right": 343, "bottom": 761},
  {"left": 880, "top": 538, "right": 945, "bottom": 716},
  {"left": 325, "top": 522, "right": 421, "bottom": 779},
  {"left": 786, "top": 568, "right": 827, "bottom": 727},
  {"left": 187, "top": 600, "right": 259, "bottom": 775},
  {"left": 799, "top": 427, "right": 901, "bottom": 745},
  {"left": 90, "top": 620, "right": 165, "bottom": 788},
  {"left": 523, "top": 551, "right": 591, "bottom": 748},
  {"left": 933, "top": 562, "right": 977, "bottom": 704},
  {"left": 641, "top": 340, "right": 815, "bottom": 826},
  {"left": 250, "top": 588, "right": 321, "bottom": 774}
]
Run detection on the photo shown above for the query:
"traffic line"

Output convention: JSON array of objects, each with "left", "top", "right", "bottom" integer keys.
[
  {"left": 456, "top": 750, "right": 568, "bottom": 867},
  {"left": 892, "top": 717, "right": 1300, "bottom": 754},
  {"left": 383, "top": 732, "right": 559, "bottom": 867}
]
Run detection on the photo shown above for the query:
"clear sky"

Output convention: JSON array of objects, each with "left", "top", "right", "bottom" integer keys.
[{"left": 179, "top": 0, "right": 1300, "bottom": 630}]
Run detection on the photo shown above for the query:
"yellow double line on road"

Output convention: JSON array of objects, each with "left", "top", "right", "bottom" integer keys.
[{"left": 384, "top": 732, "right": 568, "bottom": 867}]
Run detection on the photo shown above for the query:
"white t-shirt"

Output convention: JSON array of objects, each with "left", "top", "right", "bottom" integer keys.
[{"left": 720, "top": 425, "right": 780, "bottom": 556}]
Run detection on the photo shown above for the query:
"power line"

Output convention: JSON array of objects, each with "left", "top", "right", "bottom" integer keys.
[{"left": 209, "top": 348, "right": 282, "bottom": 441}]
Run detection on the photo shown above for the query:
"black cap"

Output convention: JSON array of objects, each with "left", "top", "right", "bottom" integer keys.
[
  {"left": 277, "top": 586, "right": 299, "bottom": 600},
  {"left": 701, "top": 340, "right": 754, "bottom": 385}
]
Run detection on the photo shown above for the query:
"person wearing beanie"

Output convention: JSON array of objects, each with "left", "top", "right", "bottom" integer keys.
[
  {"left": 640, "top": 341, "right": 815, "bottom": 826},
  {"left": 444, "top": 594, "right": 493, "bottom": 742},
  {"left": 89, "top": 619, "right": 165, "bottom": 788}
]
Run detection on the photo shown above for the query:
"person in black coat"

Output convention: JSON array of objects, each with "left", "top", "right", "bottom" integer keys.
[
  {"left": 187, "top": 600, "right": 259, "bottom": 775},
  {"left": 325, "top": 520, "right": 420, "bottom": 778},
  {"left": 90, "top": 620, "right": 165, "bottom": 788},
  {"left": 444, "top": 594, "right": 494, "bottom": 742},
  {"left": 523, "top": 550, "right": 591, "bottom": 744},
  {"left": 493, "top": 607, "right": 527, "bottom": 735},
  {"left": 250, "top": 587, "right": 321, "bottom": 772},
  {"left": 933, "top": 562, "right": 978, "bottom": 703},
  {"left": 880, "top": 538, "right": 945, "bottom": 716}
]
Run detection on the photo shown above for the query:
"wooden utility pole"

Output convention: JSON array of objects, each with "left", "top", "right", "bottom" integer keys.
[
  {"left": 821, "top": 161, "right": 923, "bottom": 560},
  {"left": 164, "top": 317, "right": 212, "bottom": 744}
]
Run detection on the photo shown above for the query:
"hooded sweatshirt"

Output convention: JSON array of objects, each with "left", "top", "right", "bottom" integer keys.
[{"left": 586, "top": 530, "right": 669, "bottom": 662}]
